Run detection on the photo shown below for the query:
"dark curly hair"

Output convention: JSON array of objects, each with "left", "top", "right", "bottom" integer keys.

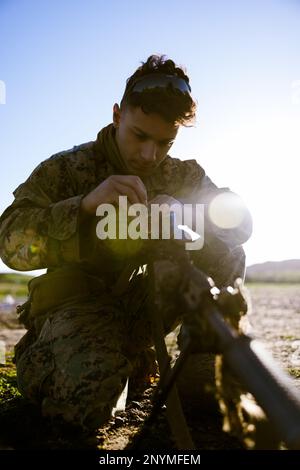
[{"left": 120, "top": 54, "right": 197, "bottom": 126}]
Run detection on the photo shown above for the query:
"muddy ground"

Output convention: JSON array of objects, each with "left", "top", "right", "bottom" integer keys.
[{"left": 1, "top": 283, "right": 300, "bottom": 450}]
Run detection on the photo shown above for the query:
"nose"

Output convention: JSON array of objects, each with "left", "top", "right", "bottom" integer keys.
[{"left": 141, "top": 141, "right": 157, "bottom": 164}]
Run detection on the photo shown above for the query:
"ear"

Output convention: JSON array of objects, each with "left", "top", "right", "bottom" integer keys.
[{"left": 113, "top": 103, "right": 121, "bottom": 128}]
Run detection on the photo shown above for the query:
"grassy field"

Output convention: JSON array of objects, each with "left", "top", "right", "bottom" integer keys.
[{"left": 0, "top": 273, "right": 32, "bottom": 300}]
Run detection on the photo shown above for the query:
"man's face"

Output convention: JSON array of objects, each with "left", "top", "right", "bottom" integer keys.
[{"left": 113, "top": 104, "right": 179, "bottom": 176}]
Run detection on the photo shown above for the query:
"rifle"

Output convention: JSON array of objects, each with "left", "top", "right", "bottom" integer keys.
[{"left": 129, "top": 239, "right": 300, "bottom": 450}]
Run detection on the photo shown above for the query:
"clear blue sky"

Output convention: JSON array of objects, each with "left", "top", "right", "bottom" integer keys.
[{"left": 1, "top": 0, "right": 300, "bottom": 274}]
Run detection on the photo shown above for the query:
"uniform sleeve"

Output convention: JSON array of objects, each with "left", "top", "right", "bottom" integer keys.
[{"left": 0, "top": 160, "right": 84, "bottom": 271}]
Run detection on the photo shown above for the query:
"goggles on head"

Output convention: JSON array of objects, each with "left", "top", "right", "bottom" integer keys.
[{"left": 123, "top": 73, "right": 192, "bottom": 100}]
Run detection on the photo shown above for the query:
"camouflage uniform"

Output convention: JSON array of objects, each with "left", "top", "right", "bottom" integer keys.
[{"left": 0, "top": 123, "right": 252, "bottom": 431}]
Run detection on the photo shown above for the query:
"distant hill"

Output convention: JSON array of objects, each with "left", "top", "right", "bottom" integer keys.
[
  {"left": 246, "top": 259, "right": 300, "bottom": 283},
  {"left": 1, "top": 259, "right": 300, "bottom": 291}
]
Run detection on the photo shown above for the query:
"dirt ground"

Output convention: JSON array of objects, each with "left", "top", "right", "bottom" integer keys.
[{"left": 1, "top": 283, "right": 300, "bottom": 450}]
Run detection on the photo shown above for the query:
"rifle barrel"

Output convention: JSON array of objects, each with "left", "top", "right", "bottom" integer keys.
[{"left": 204, "top": 302, "right": 300, "bottom": 449}]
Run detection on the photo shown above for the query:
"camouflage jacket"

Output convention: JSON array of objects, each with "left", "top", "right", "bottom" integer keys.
[{"left": 0, "top": 123, "right": 252, "bottom": 286}]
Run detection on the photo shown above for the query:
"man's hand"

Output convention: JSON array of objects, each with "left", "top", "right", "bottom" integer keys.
[{"left": 80, "top": 175, "right": 148, "bottom": 217}]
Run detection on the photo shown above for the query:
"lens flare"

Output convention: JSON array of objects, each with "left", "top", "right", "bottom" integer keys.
[{"left": 208, "top": 192, "right": 246, "bottom": 229}]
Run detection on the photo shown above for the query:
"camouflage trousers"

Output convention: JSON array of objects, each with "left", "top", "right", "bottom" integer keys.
[
  {"left": 15, "top": 246, "right": 246, "bottom": 432},
  {"left": 15, "top": 265, "right": 184, "bottom": 431}
]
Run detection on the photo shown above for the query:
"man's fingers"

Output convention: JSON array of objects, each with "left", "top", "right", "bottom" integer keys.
[
  {"left": 112, "top": 175, "right": 147, "bottom": 204},
  {"left": 112, "top": 181, "right": 141, "bottom": 205}
]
